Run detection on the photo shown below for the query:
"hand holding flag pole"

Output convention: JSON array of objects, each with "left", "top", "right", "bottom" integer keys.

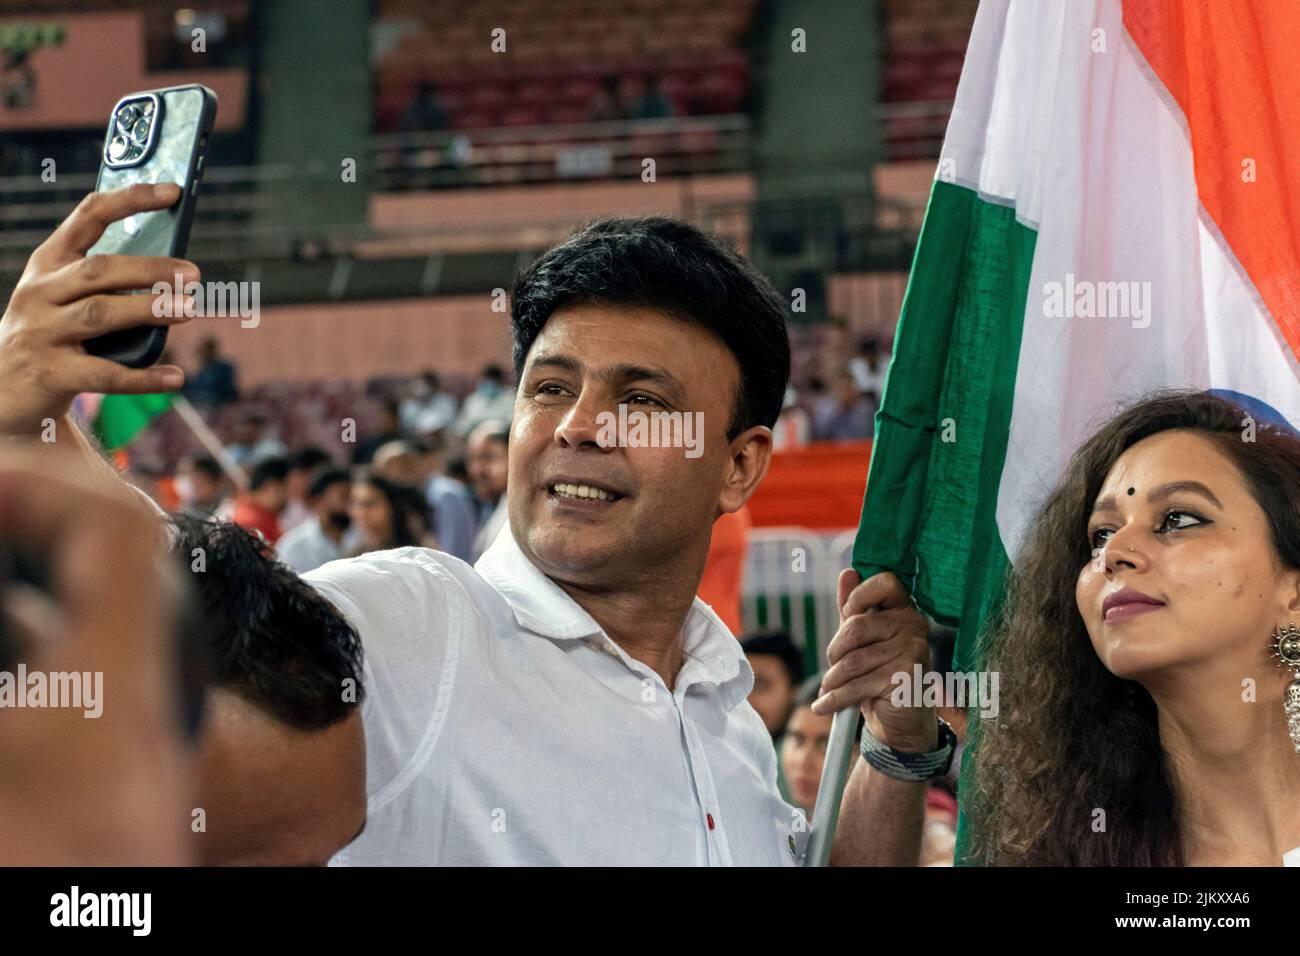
[{"left": 804, "top": 567, "right": 935, "bottom": 866}]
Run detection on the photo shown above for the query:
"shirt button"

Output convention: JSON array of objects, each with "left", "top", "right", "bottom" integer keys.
[{"left": 706, "top": 813, "right": 715, "bottom": 831}]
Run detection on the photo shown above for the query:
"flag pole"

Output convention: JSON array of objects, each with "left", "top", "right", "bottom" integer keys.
[
  {"left": 170, "top": 395, "right": 248, "bottom": 492},
  {"left": 805, "top": 705, "right": 858, "bottom": 866}
]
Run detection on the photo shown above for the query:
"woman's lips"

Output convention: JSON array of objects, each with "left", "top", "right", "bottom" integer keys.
[
  {"left": 1104, "top": 601, "right": 1164, "bottom": 623},
  {"left": 1102, "top": 587, "right": 1165, "bottom": 623}
]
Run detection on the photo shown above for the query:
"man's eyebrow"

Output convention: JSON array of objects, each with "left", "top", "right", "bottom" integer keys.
[
  {"left": 526, "top": 355, "right": 689, "bottom": 405},
  {"left": 526, "top": 353, "right": 581, "bottom": 375},
  {"left": 608, "top": 363, "right": 688, "bottom": 405},
  {"left": 1091, "top": 479, "right": 1224, "bottom": 516}
]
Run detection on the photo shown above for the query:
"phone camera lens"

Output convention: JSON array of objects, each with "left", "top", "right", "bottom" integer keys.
[
  {"left": 107, "top": 135, "right": 130, "bottom": 161},
  {"left": 116, "top": 105, "right": 139, "bottom": 131},
  {"left": 132, "top": 117, "right": 151, "bottom": 142},
  {"left": 139, "top": 100, "right": 155, "bottom": 117}
]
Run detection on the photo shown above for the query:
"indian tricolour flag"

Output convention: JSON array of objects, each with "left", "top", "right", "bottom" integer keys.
[{"left": 853, "top": 0, "right": 1300, "bottom": 853}]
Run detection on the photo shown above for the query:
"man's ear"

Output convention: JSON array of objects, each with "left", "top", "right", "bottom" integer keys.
[{"left": 718, "top": 425, "right": 773, "bottom": 515}]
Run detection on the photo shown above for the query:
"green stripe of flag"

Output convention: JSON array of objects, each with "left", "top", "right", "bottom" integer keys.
[
  {"left": 93, "top": 393, "right": 174, "bottom": 450},
  {"left": 851, "top": 178, "right": 1036, "bottom": 862}
]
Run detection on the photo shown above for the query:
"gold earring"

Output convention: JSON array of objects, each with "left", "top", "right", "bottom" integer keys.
[{"left": 1270, "top": 622, "right": 1300, "bottom": 754}]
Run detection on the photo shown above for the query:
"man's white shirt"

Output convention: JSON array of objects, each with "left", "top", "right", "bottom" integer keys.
[{"left": 305, "top": 525, "right": 810, "bottom": 866}]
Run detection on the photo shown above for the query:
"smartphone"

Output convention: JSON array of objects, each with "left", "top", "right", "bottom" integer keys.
[{"left": 84, "top": 84, "right": 218, "bottom": 368}]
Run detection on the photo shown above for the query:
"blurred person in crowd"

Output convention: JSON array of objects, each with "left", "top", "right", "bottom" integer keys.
[
  {"left": 818, "top": 317, "right": 853, "bottom": 380},
  {"left": 466, "top": 419, "right": 509, "bottom": 559},
  {"left": 0, "top": 448, "right": 189, "bottom": 865},
  {"left": 445, "top": 453, "right": 471, "bottom": 486},
  {"left": 370, "top": 439, "right": 425, "bottom": 488},
  {"left": 629, "top": 74, "right": 677, "bottom": 120},
  {"left": 773, "top": 385, "right": 812, "bottom": 451},
  {"left": 184, "top": 335, "right": 239, "bottom": 408},
  {"left": 399, "top": 369, "right": 457, "bottom": 436},
  {"left": 351, "top": 398, "right": 403, "bottom": 466},
  {"left": 781, "top": 674, "right": 860, "bottom": 818},
  {"left": 419, "top": 434, "right": 479, "bottom": 563},
  {"left": 276, "top": 468, "right": 353, "bottom": 574},
  {"left": 228, "top": 412, "right": 287, "bottom": 468},
  {"left": 814, "top": 369, "right": 877, "bottom": 442},
  {"left": 399, "top": 80, "right": 450, "bottom": 133},
  {"left": 697, "top": 505, "right": 751, "bottom": 634},
  {"left": 589, "top": 74, "right": 630, "bottom": 122},
  {"left": 848, "top": 335, "right": 886, "bottom": 402},
  {"left": 454, "top": 364, "right": 515, "bottom": 437},
  {"left": 282, "top": 446, "right": 334, "bottom": 534},
  {"left": 373, "top": 438, "right": 477, "bottom": 562},
  {"left": 0, "top": 187, "right": 933, "bottom": 866},
  {"left": 169, "top": 515, "right": 366, "bottom": 865},
  {"left": 231, "top": 456, "right": 289, "bottom": 545},
  {"left": 740, "top": 631, "right": 805, "bottom": 739},
  {"left": 176, "top": 453, "right": 228, "bottom": 518},
  {"left": 348, "top": 471, "right": 435, "bottom": 555}
]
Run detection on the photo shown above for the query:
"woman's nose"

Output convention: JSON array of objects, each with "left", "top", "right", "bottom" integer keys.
[{"left": 1101, "top": 523, "right": 1150, "bottom": 573}]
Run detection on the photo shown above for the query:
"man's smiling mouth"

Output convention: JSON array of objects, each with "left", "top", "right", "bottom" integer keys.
[{"left": 546, "top": 480, "right": 625, "bottom": 505}]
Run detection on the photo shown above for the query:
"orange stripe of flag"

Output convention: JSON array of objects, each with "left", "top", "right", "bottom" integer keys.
[{"left": 1124, "top": 0, "right": 1300, "bottom": 364}]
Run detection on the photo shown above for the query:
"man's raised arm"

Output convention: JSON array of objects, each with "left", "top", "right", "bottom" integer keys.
[{"left": 0, "top": 184, "right": 197, "bottom": 475}]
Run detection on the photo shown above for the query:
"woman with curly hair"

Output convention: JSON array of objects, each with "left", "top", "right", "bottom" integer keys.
[{"left": 958, "top": 390, "right": 1300, "bottom": 865}]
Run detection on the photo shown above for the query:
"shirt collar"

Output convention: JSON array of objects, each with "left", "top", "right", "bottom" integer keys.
[
  {"left": 475, "top": 524, "right": 753, "bottom": 710},
  {"left": 475, "top": 521, "right": 603, "bottom": 640}
]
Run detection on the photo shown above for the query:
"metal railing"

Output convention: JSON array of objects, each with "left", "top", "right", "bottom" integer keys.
[
  {"left": 372, "top": 113, "right": 754, "bottom": 190},
  {"left": 741, "top": 527, "right": 855, "bottom": 676}
]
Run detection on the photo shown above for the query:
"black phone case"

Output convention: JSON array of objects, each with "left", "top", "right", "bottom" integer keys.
[{"left": 84, "top": 84, "right": 218, "bottom": 368}]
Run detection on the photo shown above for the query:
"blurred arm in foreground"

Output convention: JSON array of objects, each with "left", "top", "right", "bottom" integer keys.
[{"left": 0, "top": 446, "right": 189, "bottom": 864}]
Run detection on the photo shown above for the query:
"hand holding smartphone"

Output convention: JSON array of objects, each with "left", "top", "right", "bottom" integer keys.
[{"left": 84, "top": 84, "right": 218, "bottom": 368}]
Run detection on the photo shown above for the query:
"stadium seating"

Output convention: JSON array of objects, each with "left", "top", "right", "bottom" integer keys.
[
  {"left": 373, "top": 0, "right": 757, "bottom": 133},
  {"left": 879, "top": 0, "right": 977, "bottom": 159}
]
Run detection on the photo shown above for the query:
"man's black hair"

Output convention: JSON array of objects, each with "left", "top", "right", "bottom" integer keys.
[
  {"left": 169, "top": 515, "right": 363, "bottom": 730},
  {"left": 510, "top": 216, "right": 791, "bottom": 439},
  {"left": 290, "top": 446, "right": 333, "bottom": 473},
  {"left": 184, "top": 453, "right": 223, "bottom": 481},
  {"left": 738, "top": 631, "right": 805, "bottom": 685},
  {"left": 248, "top": 456, "right": 289, "bottom": 490},
  {"left": 482, "top": 364, "right": 505, "bottom": 383},
  {"left": 307, "top": 467, "right": 351, "bottom": 500}
]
